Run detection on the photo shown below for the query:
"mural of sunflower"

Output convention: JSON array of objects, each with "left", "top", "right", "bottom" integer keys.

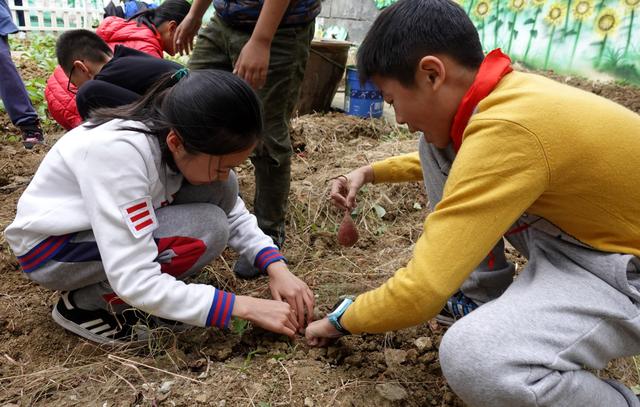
[
  {"left": 524, "top": 0, "right": 545, "bottom": 62},
  {"left": 594, "top": 8, "right": 620, "bottom": 66},
  {"left": 573, "top": 0, "right": 595, "bottom": 20},
  {"left": 544, "top": 4, "right": 565, "bottom": 69},
  {"left": 621, "top": 0, "right": 640, "bottom": 10},
  {"left": 621, "top": 0, "right": 639, "bottom": 56},
  {"left": 506, "top": 0, "right": 527, "bottom": 53},
  {"left": 508, "top": 0, "right": 527, "bottom": 11},
  {"left": 473, "top": 0, "right": 492, "bottom": 47},
  {"left": 545, "top": 3, "right": 566, "bottom": 25},
  {"left": 474, "top": 0, "right": 492, "bottom": 19},
  {"left": 569, "top": 0, "right": 595, "bottom": 68},
  {"left": 595, "top": 8, "right": 620, "bottom": 35}
]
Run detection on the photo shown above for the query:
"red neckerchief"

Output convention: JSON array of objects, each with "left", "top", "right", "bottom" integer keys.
[{"left": 450, "top": 49, "right": 513, "bottom": 152}]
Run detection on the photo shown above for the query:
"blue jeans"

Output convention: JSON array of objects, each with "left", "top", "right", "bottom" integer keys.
[{"left": 0, "top": 34, "right": 38, "bottom": 127}]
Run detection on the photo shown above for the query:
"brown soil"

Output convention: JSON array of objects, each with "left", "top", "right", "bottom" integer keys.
[{"left": 1, "top": 58, "right": 640, "bottom": 406}]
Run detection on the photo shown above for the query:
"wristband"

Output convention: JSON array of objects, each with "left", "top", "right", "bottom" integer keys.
[{"left": 327, "top": 297, "right": 354, "bottom": 335}]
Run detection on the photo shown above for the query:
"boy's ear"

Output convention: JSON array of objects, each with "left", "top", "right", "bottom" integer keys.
[
  {"left": 417, "top": 56, "right": 446, "bottom": 91},
  {"left": 166, "top": 20, "right": 177, "bottom": 33},
  {"left": 72, "top": 60, "right": 86, "bottom": 73}
]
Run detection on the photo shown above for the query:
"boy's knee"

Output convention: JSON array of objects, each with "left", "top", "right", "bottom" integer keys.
[{"left": 439, "top": 317, "right": 529, "bottom": 406}]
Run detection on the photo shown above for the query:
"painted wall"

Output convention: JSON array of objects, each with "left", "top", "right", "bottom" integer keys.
[{"left": 317, "top": 0, "right": 640, "bottom": 84}]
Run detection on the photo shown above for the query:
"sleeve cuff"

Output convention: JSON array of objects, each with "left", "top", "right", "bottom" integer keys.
[
  {"left": 207, "top": 289, "right": 236, "bottom": 328},
  {"left": 254, "top": 246, "right": 286, "bottom": 273}
]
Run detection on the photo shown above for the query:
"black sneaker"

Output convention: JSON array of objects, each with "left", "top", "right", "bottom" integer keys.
[
  {"left": 435, "top": 291, "right": 480, "bottom": 326},
  {"left": 20, "top": 124, "right": 44, "bottom": 149},
  {"left": 52, "top": 292, "right": 164, "bottom": 345}
]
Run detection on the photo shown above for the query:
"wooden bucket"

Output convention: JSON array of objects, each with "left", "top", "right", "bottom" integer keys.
[{"left": 295, "top": 39, "right": 352, "bottom": 115}]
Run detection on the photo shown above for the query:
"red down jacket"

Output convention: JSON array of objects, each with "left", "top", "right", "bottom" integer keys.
[{"left": 45, "top": 17, "right": 164, "bottom": 130}]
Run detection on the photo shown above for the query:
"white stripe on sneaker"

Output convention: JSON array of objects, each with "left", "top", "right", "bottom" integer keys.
[
  {"left": 62, "top": 292, "right": 74, "bottom": 310},
  {"left": 80, "top": 319, "right": 104, "bottom": 329},
  {"left": 99, "top": 328, "right": 118, "bottom": 337},
  {"left": 89, "top": 324, "right": 112, "bottom": 334}
]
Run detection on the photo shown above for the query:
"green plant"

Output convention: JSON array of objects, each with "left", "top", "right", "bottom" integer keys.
[{"left": 230, "top": 317, "right": 250, "bottom": 336}]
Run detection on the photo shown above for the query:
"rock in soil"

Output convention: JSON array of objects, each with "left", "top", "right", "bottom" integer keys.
[{"left": 376, "top": 382, "right": 409, "bottom": 401}]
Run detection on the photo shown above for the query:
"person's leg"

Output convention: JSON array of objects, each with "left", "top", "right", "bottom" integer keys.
[
  {"left": 28, "top": 175, "right": 240, "bottom": 313},
  {"left": 29, "top": 202, "right": 228, "bottom": 310},
  {"left": 0, "top": 34, "right": 42, "bottom": 147},
  {"left": 75, "top": 80, "right": 141, "bottom": 120},
  {"left": 187, "top": 15, "right": 234, "bottom": 71},
  {"left": 250, "top": 22, "right": 314, "bottom": 247},
  {"left": 438, "top": 229, "right": 640, "bottom": 407},
  {"left": 194, "top": 19, "right": 314, "bottom": 276},
  {"left": 419, "top": 136, "right": 516, "bottom": 309}
]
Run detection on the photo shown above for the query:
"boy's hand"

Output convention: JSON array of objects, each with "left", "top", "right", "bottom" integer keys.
[
  {"left": 305, "top": 317, "right": 343, "bottom": 347},
  {"left": 267, "top": 261, "right": 315, "bottom": 332},
  {"left": 330, "top": 165, "right": 375, "bottom": 211},
  {"left": 232, "top": 295, "right": 298, "bottom": 338},
  {"left": 234, "top": 38, "right": 270, "bottom": 90},
  {"left": 174, "top": 14, "right": 202, "bottom": 56}
]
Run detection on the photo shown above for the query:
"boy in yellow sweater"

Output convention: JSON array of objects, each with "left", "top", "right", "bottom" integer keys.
[{"left": 305, "top": 0, "right": 640, "bottom": 405}]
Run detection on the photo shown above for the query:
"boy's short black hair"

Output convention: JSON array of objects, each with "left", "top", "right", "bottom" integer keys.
[
  {"left": 358, "top": 0, "right": 484, "bottom": 86},
  {"left": 56, "top": 30, "right": 113, "bottom": 73}
]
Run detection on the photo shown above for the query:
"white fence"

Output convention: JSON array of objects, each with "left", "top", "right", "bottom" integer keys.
[{"left": 7, "top": 0, "right": 107, "bottom": 32}]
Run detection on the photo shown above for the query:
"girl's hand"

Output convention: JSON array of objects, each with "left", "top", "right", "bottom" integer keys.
[
  {"left": 329, "top": 165, "right": 375, "bottom": 211},
  {"left": 234, "top": 38, "right": 270, "bottom": 90},
  {"left": 174, "top": 14, "right": 202, "bottom": 56},
  {"left": 232, "top": 295, "right": 298, "bottom": 338},
  {"left": 267, "top": 261, "right": 315, "bottom": 332}
]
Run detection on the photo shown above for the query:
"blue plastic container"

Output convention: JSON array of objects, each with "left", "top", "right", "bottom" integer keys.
[{"left": 344, "top": 67, "right": 384, "bottom": 118}]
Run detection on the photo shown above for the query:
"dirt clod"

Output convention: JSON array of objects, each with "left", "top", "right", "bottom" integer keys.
[
  {"left": 376, "top": 382, "right": 409, "bottom": 401},
  {"left": 414, "top": 336, "right": 434, "bottom": 353}
]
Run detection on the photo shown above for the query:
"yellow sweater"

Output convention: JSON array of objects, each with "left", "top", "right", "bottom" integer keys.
[{"left": 340, "top": 71, "right": 640, "bottom": 334}]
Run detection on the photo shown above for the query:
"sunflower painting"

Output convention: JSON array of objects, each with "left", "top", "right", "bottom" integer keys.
[
  {"left": 593, "top": 8, "right": 620, "bottom": 66},
  {"left": 543, "top": 3, "right": 565, "bottom": 68},
  {"left": 569, "top": 0, "right": 595, "bottom": 67},
  {"left": 621, "top": 0, "right": 640, "bottom": 56},
  {"left": 506, "top": 0, "right": 527, "bottom": 53},
  {"left": 366, "top": 0, "right": 640, "bottom": 83},
  {"left": 523, "top": 0, "right": 546, "bottom": 63},
  {"left": 473, "top": 0, "right": 493, "bottom": 47}
]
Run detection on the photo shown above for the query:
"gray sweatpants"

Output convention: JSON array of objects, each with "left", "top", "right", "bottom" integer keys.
[
  {"left": 419, "top": 137, "right": 640, "bottom": 407},
  {"left": 26, "top": 173, "right": 238, "bottom": 312}
]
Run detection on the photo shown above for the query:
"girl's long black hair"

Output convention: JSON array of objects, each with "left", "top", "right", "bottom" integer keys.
[
  {"left": 127, "top": 0, "right": 190, "bottom": 33},
  {"left": 87, "top": 69, "right": 264, "bottom": 172}
]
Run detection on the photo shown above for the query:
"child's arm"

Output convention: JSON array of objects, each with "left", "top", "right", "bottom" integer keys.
[
  {"left": 340, "top": 121, "right": 549, "bottom": 334},
  {"left": 73, "top": 136, "right": 228, "bottom": 328},
  {"left": 330, "top": 152, "right": 422, "bottom": 211},
  {"left": 265, "top": 260, "right": 315, "bottom": 330},
  {"left": 233, "top": 0, "right": 290, "bottom": 90},
  {"left": 225, "top": 193, "right": 315, "bottom": 329},
  {"left": 233, "top": 295, "right": 299, "bottom": 338},
  {"left": 330, "top": 165, "right": 375, "bottom": 211},
  {"left": 370, "top": 151, "right": 423, "bottom": 184},
  {"left": 173, "top": 0, "right": 212, "bottom": 55}
]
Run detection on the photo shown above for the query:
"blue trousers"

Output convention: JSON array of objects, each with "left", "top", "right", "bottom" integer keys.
[{"left": 0, "top": 34, "right": 38, "bottom": 126}]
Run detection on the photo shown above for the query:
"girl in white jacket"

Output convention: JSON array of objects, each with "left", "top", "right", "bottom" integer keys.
[{"left": 5, "top": 69, "right": 314, "bottom": 344}]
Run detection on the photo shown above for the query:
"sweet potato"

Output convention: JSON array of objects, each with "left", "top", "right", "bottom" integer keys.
[{"left": 337, "top": 210, "right": 359, "bottom": 247}]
